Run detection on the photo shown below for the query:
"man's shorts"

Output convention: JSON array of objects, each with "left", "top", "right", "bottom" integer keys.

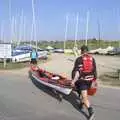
[
  {"left": 75, "top": 80, "right": 92, "bottom": 91},
  {"left": 30, "top": 58, "right": 37, "bottom": 64}
]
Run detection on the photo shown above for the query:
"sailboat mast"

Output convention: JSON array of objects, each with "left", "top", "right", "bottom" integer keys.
[
  {"left": 23, "top": 16, "right": 26, "bottom": 42},
  {"left": 32, "top": 0, "right": 37, "bottom": 51},
  {"left": 97, "top": 18, "right": 101, "bottom": 47},
  {"left": 9, "top": 0, "right": 12, "bottom": 44},
  {"left": 85, "top": 11, "right": 89, "bottom": 46},
  {"left": 1, "top": 22, "right": 4, "bottom": 43},
  {"left": 74, "top": 13, "right": 79, "bottom": 47},
  {"left": 64, "top": 14, "right": 69, "bottom": 50},
  {"left": 30, "top": 21, "right": 33, "bottom": 47},
  {"left": 18, "top": 10, "right": 23, "bottom": 45},
  {"left": 11, "top": 16, "right": 14, "bottom": 45}
]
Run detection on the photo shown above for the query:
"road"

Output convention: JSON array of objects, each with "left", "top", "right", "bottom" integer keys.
[{"left": 0, "top": 53, "right": 120, "bottom": 120}]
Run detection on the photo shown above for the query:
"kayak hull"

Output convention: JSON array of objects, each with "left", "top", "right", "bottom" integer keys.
[{"left": 29, "top": 67, "right": 72, "bottom": 95}]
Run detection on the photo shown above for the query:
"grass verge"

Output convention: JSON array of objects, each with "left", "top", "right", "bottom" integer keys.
[{"left": 0, "top": 56, "right": 51, "bottom": 70}]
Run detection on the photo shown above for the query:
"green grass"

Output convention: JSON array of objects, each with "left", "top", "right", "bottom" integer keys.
[
  {"left": 0, "top": 56, "right": 51, "bottom": 70},
  {"left": 0, "top": 62, "right": 28, "bottom": 70}
]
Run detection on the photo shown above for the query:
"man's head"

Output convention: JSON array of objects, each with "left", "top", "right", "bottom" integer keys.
[{"left": 80, "top": 45, "right": 89, "bottom": 54}]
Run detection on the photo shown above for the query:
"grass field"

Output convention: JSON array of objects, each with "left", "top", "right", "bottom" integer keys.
[
  {"left": 0, "top": 62, "right": 28, "bottom": 70},
  {"left": 0, "top": 56, "right": 51, "bottom": 70}
]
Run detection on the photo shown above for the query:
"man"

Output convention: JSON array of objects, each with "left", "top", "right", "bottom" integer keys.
[
  {"left": 30, "top": 49, "right": 38, "bottom": 65},
  {"left": 71, "top": 45, "right": 97, "bottom": 120}
]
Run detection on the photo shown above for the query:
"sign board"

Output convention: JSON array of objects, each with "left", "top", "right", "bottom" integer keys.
[{"left": 0, "top": 44, "right": 12, "bottom": 58}]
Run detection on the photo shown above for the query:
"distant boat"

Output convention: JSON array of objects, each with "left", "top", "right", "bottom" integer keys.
[{"left": 12, "top": 45, "right": 48, "bottom": 62}]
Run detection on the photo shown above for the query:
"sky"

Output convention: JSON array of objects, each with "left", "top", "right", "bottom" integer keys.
[{"left": 0, "top": 0, "right": 120, "bottom": 42}]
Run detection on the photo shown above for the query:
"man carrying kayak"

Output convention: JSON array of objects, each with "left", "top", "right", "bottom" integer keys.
[{"left": 71, "top": 45, "right": 97, "bottom": 120}]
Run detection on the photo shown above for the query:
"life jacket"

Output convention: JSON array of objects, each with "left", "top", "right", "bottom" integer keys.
[
  {"left": 81, "top": 54, "right": 93, "bottom": 73},
  {"left": 79, "top": 54, "right": 94, "bottom": 81}
]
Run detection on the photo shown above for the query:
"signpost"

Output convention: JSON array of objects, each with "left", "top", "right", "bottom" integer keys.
[{"left": 0, "top": 43, "right": 11, "bottom": 68}]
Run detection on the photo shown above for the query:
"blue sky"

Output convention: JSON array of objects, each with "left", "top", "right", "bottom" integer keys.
[{"left": 0, "top": 0, "right": 120, "bottom": 41}]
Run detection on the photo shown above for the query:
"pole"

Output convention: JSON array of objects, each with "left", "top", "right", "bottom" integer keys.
[
  {"left": 118, "top": 9, "right": 120, "bottom": 48},
  {"left": 9, "top": 0, "right": 12, "bottom": 44},
  {"left": 0, "top": 23, "right": 3, "bottom": 42},
  {"left": 64, "top": 14, "right": 69, "bottom": 50},
  {"left": 11, "top": 16, "right": 14, "bottom": 45},
  {"left": 14, "top": 16, "right": 17, "bottom": 45},
  {"left": 32, "top": 0, "right": 37, "bottom": 51},
  {"left": 74, "top": 13, "right": 79, "bottom": 48},
  {"left": 2, "top": 22, "right": 6, "bottom": 68},
  {"left": 85, "top": 11, "right": 89, "bottom": 46},
  {"left": 30, "top": 22, "right": 33, "bottom": 47},
  {"left": 97, "top": 18, "right": 101, "bottom": 48},
  {"left": 18, "top": 10, "right": 23, "bottom": 46},
  {"left": 3, "top": 43, "right": 6, "bottom": 69},
  {"left": 23, "top": 16, "right": 26, "bottom": 42}
]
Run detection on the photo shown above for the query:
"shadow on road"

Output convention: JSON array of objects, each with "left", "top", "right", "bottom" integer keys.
[{"left": 29, "top": 73, "right": 89, "bottom": 119}]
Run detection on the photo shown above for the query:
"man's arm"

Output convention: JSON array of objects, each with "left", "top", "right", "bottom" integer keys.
[
  {"left": 73, "top": 57, "right": 82, "bottom": 71},
  {"left": 71, "top": 70, "right": 80, "bottom": 87},
  {"left": 72, "top": 57, "right": 82, "bottom": 81},
  {"left": 72, "top": 71, "right": 80, "bottom": 83},
  {"left": 93, "top": 58, "right": 97, "bottom": 79}
]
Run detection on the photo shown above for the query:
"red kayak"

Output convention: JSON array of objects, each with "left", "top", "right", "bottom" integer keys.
[
  {"left": 29, "top": 66, "right": 97, "bottom": 96},
  {"left": 29, "top": 66, "right": 73, "bottom": 95}
]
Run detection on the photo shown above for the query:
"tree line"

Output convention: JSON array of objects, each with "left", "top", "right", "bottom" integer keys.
[{"left": 21, "top": 38, "right": 120, "bottom": 50}]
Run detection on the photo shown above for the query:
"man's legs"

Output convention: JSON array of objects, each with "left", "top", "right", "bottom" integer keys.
[
  {"left": 75, "top": 81, "right": 81, "bottom": 96},
  {"left": 81, "top": 90, "right": 94, "bottom": 119}
]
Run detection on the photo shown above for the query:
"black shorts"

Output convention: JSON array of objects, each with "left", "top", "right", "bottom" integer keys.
[
  {"left": 30, "top": 59, "right": 37, "bottom": 64},
  {"left": 75, "top": 80, "right": 92, "bottom": 91}
]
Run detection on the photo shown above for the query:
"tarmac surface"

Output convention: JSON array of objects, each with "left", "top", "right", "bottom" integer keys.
[
  {"left": 0, "top": 74, "right": 120, "bottom": 120},
  {"left": 0, "top": 54, "right": 120, "bottom": 120}
]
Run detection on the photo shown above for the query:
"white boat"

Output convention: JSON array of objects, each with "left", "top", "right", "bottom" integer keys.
[{"left": 12, "top": 45, "right": 48, "bottom": 62}]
